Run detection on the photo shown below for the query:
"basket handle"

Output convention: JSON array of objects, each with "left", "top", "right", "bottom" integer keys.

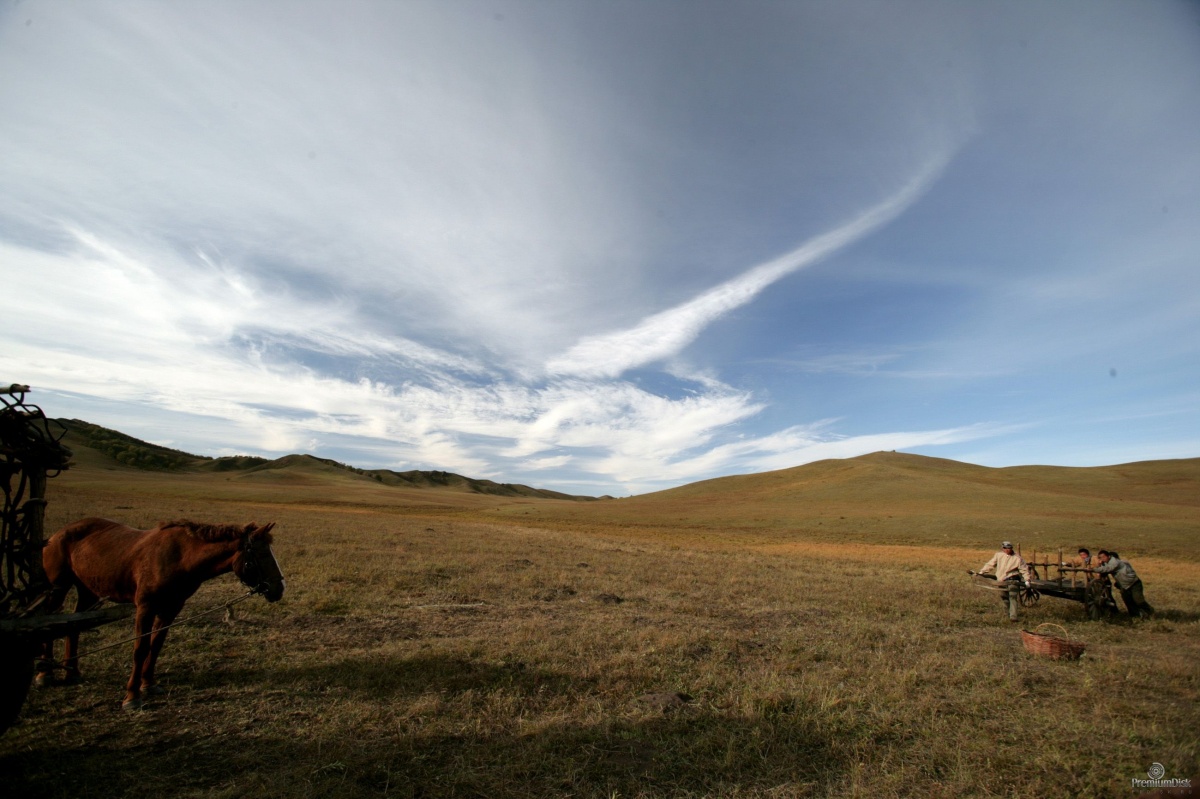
[{"left": 1034, "top": 622, "right": 1071, "bottom": 640}]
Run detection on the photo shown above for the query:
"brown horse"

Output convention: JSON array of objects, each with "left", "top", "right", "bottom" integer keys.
[{"left": 38, "top": 517, "right": 285, "bottom": 709}]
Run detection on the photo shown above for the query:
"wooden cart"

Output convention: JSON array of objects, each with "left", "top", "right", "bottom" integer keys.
[
  {"left": 0, "top": 385, "right": 131, "bottom": 735},
  {"left": 972, "top": 545, "right": 1118, "bottom": 621}
]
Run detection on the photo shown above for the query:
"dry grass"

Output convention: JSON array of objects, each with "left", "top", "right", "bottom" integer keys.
[{"left": 3, "top": 455, "right": 1198, "bottom": 798}]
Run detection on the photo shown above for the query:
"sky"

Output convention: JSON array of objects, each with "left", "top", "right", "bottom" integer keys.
[{"left": 2, "top": 0, "right": 1198, "bottom": 496}]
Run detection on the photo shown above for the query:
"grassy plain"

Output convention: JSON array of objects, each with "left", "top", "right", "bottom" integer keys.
[{"left": 3, "top": 450, "right": 1198, "bottom": 798}]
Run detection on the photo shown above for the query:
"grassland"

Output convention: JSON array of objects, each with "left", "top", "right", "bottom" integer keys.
[{"left": 3, "top": 446, "right": 1198, "bottom": 798}]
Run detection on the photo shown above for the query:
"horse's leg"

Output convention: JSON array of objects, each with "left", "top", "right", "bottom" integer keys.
[
  {"left": 34, "top": 640, "right": 55, "bottom": 688},
  {"left": 59, "top": 587, "right": 99, "bottom": 685},
  {"left": 139, "top": 603, "right": 183, "bottom": 697},
  {"left": 33, "top": 584, "right": 71, "bottom": 688},
  {"left": 124, "top": 604, "right": 156, "bottom": 710},
  {"left": 35, "top": 539, "right": 73, "bottom": 688}
]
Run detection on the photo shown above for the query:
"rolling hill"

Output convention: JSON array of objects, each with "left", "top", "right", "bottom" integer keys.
[
  {"left": 489, "top": 450, "right": 1200, "bottom": 559},
  {"left": 55, "top": 419, "right": 596, "bottom": 501},
  {"left": 52, "top": 419, "right": 1200, "bottom": 559}
]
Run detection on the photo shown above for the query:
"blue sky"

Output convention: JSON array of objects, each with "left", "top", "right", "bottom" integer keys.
[{"left": 2, "top": 0, "right": 1198, "bottom": 495}]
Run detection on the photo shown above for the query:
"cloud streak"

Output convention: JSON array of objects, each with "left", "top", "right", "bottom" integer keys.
[{"left": 545, "top": 155, "right": 951, "bottom": 379}]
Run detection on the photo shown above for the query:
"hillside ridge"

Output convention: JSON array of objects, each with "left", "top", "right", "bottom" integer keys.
[
  {"left": 651, "top": 449, "right": 1200, "bottom": 506},
  {"left": 57, "top": 419, "right": 596, "bottom": 501},
  {"left": 483, "top": 448, "right": 1200, "bottom": 560}
]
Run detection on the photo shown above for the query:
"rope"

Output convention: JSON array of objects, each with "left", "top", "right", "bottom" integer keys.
[{"left": 40, "top": 590, "right": 259, "bottom": 668}]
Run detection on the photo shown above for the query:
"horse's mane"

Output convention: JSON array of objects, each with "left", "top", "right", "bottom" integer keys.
[{"left": 161, "top": 519, "right": 272, "bottom": 544}]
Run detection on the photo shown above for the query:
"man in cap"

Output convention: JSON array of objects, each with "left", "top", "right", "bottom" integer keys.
[
  {"left": 973, "top": 541, "right": 1033, "bottom": 622},
  {"left": 1094, "top": 550, "right": 1154, "bottom": 618}
]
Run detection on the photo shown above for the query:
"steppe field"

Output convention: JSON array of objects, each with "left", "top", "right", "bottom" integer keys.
[{"left": 3, "top": 442, "right": 1198, "bottom": 799}]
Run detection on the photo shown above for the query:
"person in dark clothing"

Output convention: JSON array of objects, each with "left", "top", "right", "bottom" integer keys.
[{"left": 1095, "top": 550, "right": 1154, "bottom": 618}]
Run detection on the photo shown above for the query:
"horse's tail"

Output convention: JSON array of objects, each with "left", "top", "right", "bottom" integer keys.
[
  {"left": 41, "top": 529, "right": 75, "bottom": 613},
  {"left": 42, "top": 525, "right": 76, "bottom": 587}
]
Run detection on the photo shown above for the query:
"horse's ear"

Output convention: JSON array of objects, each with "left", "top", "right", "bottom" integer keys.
[{"left": 260, "top": 522, "right": 276, "bottom": 535}]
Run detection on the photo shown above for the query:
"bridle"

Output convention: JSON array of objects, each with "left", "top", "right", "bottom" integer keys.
[{"left": 237, "top": 536, "right": 277, "bottom": 596}]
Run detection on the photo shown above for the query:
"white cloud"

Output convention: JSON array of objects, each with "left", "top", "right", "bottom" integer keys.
[
  {"left": 0, "top": 233, "right": 768, "bottom": 483},
  {"left": 545, "top": 155, "right": 952, "bottom": 379},
  {"left": 5, "top": 223, "right": 1005, "bottom": 493},
  {"left": 580, "top": 422, "right": 1010, "bottom": 492},
  {"left": 519, "top": 455, "right": 573, "bottom": 471}
]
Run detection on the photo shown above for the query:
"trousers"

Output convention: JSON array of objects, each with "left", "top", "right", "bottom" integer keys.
[
  {"left": 1118, "top": 579, "right": 1154, "bottom": 618},
  {"left": 999, "top": 579, "right": 1021, "bottom": 620}
]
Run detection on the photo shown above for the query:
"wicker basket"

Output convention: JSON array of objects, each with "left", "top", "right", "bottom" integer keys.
[{"left": 1021, "top": 623, "right": 1086, "bottom": 660}]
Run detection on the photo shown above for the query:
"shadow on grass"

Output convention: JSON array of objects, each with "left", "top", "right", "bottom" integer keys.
[
  {"left": 6, "top": 650, "right": 850, "bottom": 797},
  {"left": 1147, "top": 608, "right": 1200, "bottom": 623},
  {"left": 1075, "top": 608, "right": 1200, "bottom": 625},
  {"left": 1003, "top": 603, "right": 1200, "bottom": 626},
  {"left": 2, "top": 706, "right": 847, "bottom": 799},
  {"left": 202, "top": 652, "right": 585, "bottom": 699}
]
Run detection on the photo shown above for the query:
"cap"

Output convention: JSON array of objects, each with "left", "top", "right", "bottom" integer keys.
[{"left": 1001, "top": 541, "right": 1013, "bottom": 549}]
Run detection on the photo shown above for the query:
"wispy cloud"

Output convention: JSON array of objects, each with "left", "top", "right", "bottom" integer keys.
[
  {"left": 756, "top": 349, "right": 1013, "bottom": 381},
  {"left": 582, "top": 421, "right": 1011, "bottom": 489},
  {"left": 0, "top": 232, "right": 759, "bottom": 485},
  {"left": 3, "top": 227, "right": 1012, "bottom": 494},
  {"left": 544, "top": 155, "right": 951, "bottom": 379}
]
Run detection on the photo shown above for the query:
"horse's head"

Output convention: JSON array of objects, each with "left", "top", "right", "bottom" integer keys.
[{"left": 235, "top": 522, "right": 285, "bottom": 602}]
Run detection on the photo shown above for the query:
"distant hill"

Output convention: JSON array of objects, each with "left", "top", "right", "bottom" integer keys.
[
  {"left": 652, "top": 450, "right": 1200, "bottom": 509},
  {"left": 368, "top": 467, "right": 594, "bottom": 501},
  {"left": 46, "top": 421, "right": 1200, "bottom": 557},
  {"left": 492, "top": 450, "right": 1200, "bottom": 558},
  {"left": 61, "top": 418, "right": 209, "bottom": 471},
  {"left": 56, "top": 419, "right": 594, "bottom": 501}
]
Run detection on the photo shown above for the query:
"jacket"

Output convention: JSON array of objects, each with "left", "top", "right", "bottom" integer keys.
[
  {"left": 977, "top": 551, "right": 1032, "bottom": 584},
  {"left": 1094, "top": 557, "right": 1141, "bottom": 590}
]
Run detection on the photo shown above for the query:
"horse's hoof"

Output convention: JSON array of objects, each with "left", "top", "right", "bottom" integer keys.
[
  {"left": 121, "top": 697, "right": 144, "bottom": 712},
  {"left": 33, "top": 672, "right": 52, "bottom": 689},
  {"left": 141, "top": 683, "right": 166, "bottom": 697}
]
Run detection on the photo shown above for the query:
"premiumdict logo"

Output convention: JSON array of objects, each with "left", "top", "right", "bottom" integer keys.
[{"left": 1132, "top": 762, "right": 1191, "bottom": 790}]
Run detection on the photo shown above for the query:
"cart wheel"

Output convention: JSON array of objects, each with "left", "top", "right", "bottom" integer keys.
[
  {"left": 1101, "top": 585, "right": 1119, "bottom": 618},
  {"left": 0, "top": 635, "right": 35, "bottom": 737},
  {"left": 1085, "top": 580, "right": 1115, "bottom": 621}
]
